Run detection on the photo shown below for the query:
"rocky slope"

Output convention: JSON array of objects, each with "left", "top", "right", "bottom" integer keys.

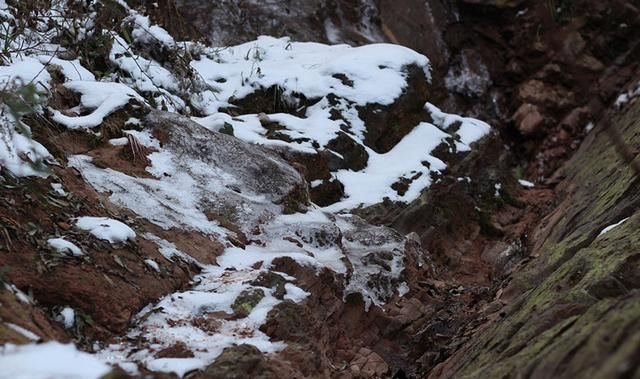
[{"left": 0, "top": 0, "right": 639, "bottom": 378}]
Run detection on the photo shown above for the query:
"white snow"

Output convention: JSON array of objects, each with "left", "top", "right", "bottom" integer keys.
[
  {"left": 283, "top": 283, "right": 310, "bottom": 302},
  {"left": 5, "top": 284, "right": 30, "bottom": 304},
  {"left": 0, "top": 108, "right": 52, "bottom": 177},
  {"left": 75, "top": 216, "right": 136, "bottom": 244},
  {"left": 130, "top": 14, "right": 176, "bottom": 47},
  {"left": 50, "top": 81, "right": 144, "bottom": 129},
  {"left": 0, "top": 6, "right": 497, "bottom": 377},
  {"left": 59, "top": 307, "right": 75, "bottom": 329},
  {"left": 518, "top": 179, "right": 535, "bottom": 188},
  {"left": 47, "top": 237, "right": 83, "bottom": 256},
  {"left": 326, "top": 122, "right": 449, "bottom": 211},
  {"left": 598, "top": 217, "right": 630, "bottom": 236},
  {"left": 0, "top": 57, "right": 51, "bottom": 90},
  {"left": 144, "top": 259, "right": 160, "bottom": 272},
  {"left": 51, "top": 183, "right": 67, "bottom": 196},
  {"left": 191, "top": 36, "right": 430, "bottom": 112},
  {"left": 615, "top": 82, "right": 640, "bottom": 108},
  {"left": 6, "top": 323, "right": 40, "bottom": 341},
  {"left": 37, "top": 56, "right": 96, "bottom": 82},
  {"left": 0, "top": 342, "right": 112, "bottom": 379}
]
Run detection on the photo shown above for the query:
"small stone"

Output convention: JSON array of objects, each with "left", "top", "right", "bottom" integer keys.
[{"left": 513, "top": 103, "right": 544, "bottom": 135}]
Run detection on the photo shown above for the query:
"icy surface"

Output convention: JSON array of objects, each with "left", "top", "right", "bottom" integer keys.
[{"left": 75, "top": 217, "right": 136, "bottom": 244}]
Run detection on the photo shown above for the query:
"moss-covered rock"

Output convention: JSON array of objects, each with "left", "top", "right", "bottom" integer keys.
[{"left": 431, "top": 99, "right": 640, "bottom": 378}]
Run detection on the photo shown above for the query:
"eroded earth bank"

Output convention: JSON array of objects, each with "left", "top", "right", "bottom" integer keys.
[{"left": 0, "top": 0, "right": 639, "bottom": 378}]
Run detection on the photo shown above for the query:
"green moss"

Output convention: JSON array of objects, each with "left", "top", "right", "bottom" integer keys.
[{"left": 231, "top": 289, "right": 265, "bottom": 317}]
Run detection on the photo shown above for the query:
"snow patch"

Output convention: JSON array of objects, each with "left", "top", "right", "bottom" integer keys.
[
  {"left": 598, "top": 217, "right": 630, "bottom": 237},
  {"left": 47, "top": 237, "right": 83, "bottom": 256},
  {"left": 0, "top": 342, "right": 112, "bottom": 379},
  {"left": 75, "top": 217, "right": 136, "bottom": 244}
]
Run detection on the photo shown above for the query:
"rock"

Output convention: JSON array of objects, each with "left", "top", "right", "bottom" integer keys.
[
  {"left": 203, "top": 344, "right": 274, "bottom": 379},
  {"left": 249, "top": 272, "right": 288, "bottom": 299},
  {"left": 260, "top": 300, "right": 312, "bottom": 343},
  {"left": 146, "top": 111, "right": 308, "bottom": 208},
  {"left": 231, "top": 288, "right": 265, "bottom": 318},
  {"left": 577, "top": 54, "right": 605, "bottom": 72},
  {"left": 349, "top": 348, "right": 389, "bottom": 378},
  {"left": 430, "top": 87, "right": 640, "bottom": 379},
  {"left": 460, "top": 0, "right": 525, "bottom": 8},
  {"left": 517, "top": 80, "right": 574, "bottom": 109},
  {"left": 513, "top": 103, "right": 544, "bottom": 135},
  {"left": 360, "top": 64, "right": 430, "bottom": 153},
  {"left": 560, "top": 106, "right": 590, "bottom": 131},
  {"left": 326, "top": 131, "right": 369, "bottom": 171}
]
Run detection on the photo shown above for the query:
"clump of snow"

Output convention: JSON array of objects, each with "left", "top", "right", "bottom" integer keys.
[
  {"left": 58, "top": 307, "right": 75, "bottom": 329},
  {"left": 143, "top": 233, "right": 199, "bottom": 265},
  {"left": 47, "top": 237, "right": 83, "bottom": 256},
  {"left": 75, "top": 217, "right": 136, "bottom": 244},
  {"left": 326, "top": 121, "right": 449, "bottom": 211},
  {"left": 36, "top": 56, "right": 96, "bottom": 82},
  {"left": 191, "top": 36, "right": 430, "bottom": 112},
  {"left": 518, "top": 179, "right": 535, "bottom": 188},
  {"left": 51, "top": 183, "right": 67, "bottom": 196},
  {"left": 5, "top": 323, "right": 40, "bottom": 341},
  {"left": 50, "top": 81, "right": 144, "bottom": 129},
  {"left": 598, "top": 217, "right": 630, "bottom": 237},
  {"left": 0, "top": 112, "right": 52, "bottom": 177},
  {"left": 130, "top": 14, "right": 176, "bottom": 48},
  {"left": 426, "top": 102, "right": 491, "bottom": 152},
  {"left": 615, "top": 82, "right": 640, "bottom": 108},
  {"left": 0, "top": 57, "right": 51, "bottom": 91},
  {"left": 144, "top": 259, "right": 160, "bottom": 272},
  {"left": 284, "top": 283, "right": 310, "bottom": 302},
  {"left": 0, "top": 342, "right": 112, "bottom": 379},
  {"left": 109, "top": 34, "right": 181, "bottom": 102}
]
